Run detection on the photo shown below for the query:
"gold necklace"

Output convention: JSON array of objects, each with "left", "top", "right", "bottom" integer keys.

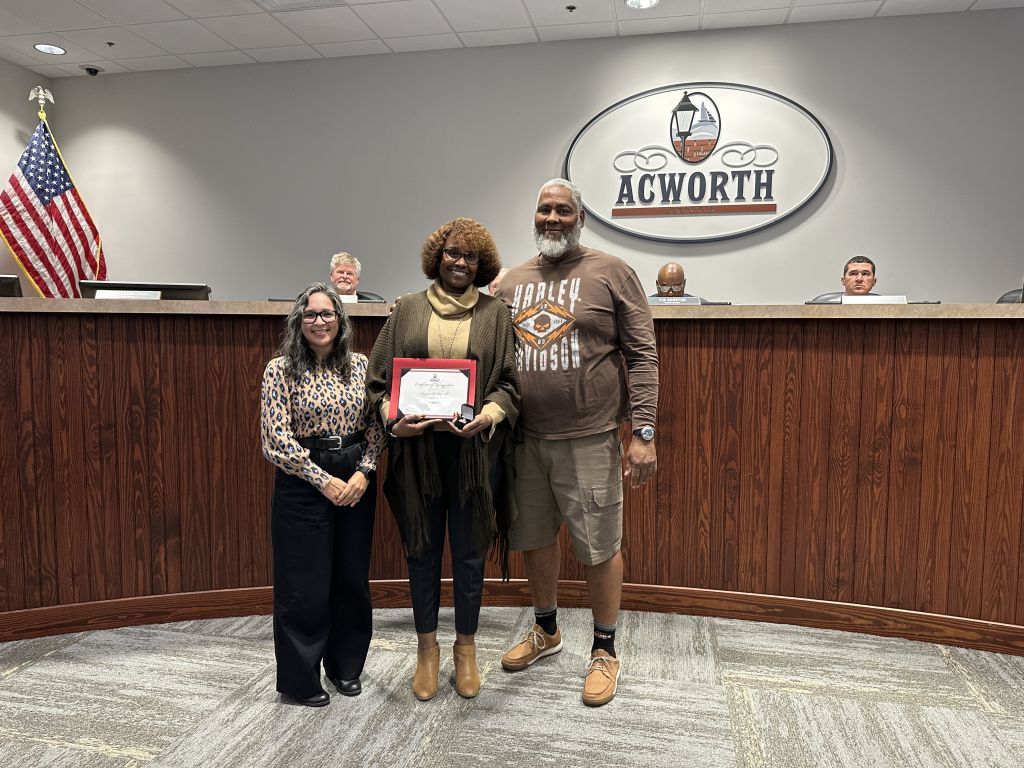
[{"left": 435, "top": 309, "right": 470, "bottom": 359}]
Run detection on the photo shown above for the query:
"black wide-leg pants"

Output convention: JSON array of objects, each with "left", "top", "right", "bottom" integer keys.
[{"left": 271, "top": 444, "right": 375, "bottom": 699}]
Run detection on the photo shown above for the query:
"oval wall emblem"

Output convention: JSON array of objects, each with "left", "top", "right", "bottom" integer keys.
[{"left": 564, "top": 82, "right": 833, "bottom": 243}]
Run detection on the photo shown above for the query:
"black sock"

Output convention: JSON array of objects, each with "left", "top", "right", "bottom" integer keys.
[
  {"left": 592, "top": 623, "right": 616, "bottom": 657},
  {"left": 535, "top": 606, "right": 557, "bottom": 636}
]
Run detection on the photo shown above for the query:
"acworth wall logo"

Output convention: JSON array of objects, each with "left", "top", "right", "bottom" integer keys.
[{"left": 565, "top": 83, "right": 834, "bottom": 243}]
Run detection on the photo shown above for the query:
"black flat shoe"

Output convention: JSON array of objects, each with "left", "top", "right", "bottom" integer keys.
[
  {"left": 284, "top": 690, "right": 330, "bottom": 707},
  {"left": 332, "top": 677, "right": 362, "bottom": 697}
]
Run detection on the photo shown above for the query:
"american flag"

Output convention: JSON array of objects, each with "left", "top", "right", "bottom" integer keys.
[{"left": 0, "top": 120, "right": 105, "bottom": 298}]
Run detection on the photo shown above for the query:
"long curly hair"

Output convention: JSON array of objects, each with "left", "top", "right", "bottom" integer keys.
[
  {"left": 276, "top": 282, "right": 353, "bottom": 382},
  {"left": 420, "top": 217, "right": 502, "bottom": 287}
]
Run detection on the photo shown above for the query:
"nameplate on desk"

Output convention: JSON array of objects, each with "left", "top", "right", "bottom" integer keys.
[
  {"left": 842, "top": 295, "right": 907, "bottom": 305},
  {"left": 339, "top": 294, "right": 357, "bottom": 304},
  {"left": 94, "top": 289, "right": 161, "bottom": 300},
  {"left": 649, "top": 296, "right": 700, "bottom": 306}
]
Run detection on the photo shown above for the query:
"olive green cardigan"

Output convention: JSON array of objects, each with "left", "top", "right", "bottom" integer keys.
[{"left": 365, "top": 290, "right": 520, "bottom": 575}]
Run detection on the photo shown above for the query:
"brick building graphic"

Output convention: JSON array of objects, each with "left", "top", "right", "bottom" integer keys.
[{"left": 671, "top": 94, "right": 720, "bottom": 165}]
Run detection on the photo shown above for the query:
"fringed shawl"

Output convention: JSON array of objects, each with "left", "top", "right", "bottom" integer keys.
[{"left": 366, "top": 290, "right": 520, "bottom": 577}]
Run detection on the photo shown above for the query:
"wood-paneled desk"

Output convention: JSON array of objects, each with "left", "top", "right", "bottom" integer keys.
[{"left": 1, "top": 299, "right": 1022, "bottom": 654}]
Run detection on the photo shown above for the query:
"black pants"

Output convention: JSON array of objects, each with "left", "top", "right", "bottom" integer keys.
[
  {"left": 271, "top": 444, "right": 375, "bottom": 699},
  {"left": 407, "top": 432, "right": 486, "bottom": 636}
]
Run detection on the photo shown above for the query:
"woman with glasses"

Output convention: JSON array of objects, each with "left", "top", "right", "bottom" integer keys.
[
  {"left": 366, "top": 218, "right": 520, "bottom": 701},
  {"left": 260, "top": 282, "right": 385, "bottom": 707}
]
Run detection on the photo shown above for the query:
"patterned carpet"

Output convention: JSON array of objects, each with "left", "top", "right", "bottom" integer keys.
[{"left": 1, "top": 607, "right": 1022, "bottom": 767}]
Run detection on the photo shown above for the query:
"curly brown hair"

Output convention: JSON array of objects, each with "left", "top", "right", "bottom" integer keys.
[{"left": 420, "top": 217, "right": 501, "bottom": 287}]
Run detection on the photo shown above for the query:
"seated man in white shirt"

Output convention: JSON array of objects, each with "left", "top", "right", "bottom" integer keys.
[
  {"left": 840, "top": 256, "right": 878, "bottom": 296},
  {"left": 329, "top": 252, "right": 361, "bottom": 297},
  {"left": 810, "top": 256, "right": 879, "bottom": 303}
]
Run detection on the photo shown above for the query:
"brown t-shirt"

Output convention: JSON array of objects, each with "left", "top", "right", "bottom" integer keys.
[{"left": 496, "top": 246, "right": 658, "bottom": 439}]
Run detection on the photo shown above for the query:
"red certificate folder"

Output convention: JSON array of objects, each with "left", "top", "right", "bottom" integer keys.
[{"left": 388, "top": 357, "right": 477, "bottom": 420}]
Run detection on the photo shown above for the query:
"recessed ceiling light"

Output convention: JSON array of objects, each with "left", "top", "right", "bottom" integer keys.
[
  {"left": 625, "top": 0, "right": 660, "bottom": 9},
  {"left": 34, "top": 43, "right": 67, "bottom": 55}
]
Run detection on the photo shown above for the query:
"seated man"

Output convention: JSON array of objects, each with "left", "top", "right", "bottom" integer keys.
[
  {"left": 840, "top": 256, "right": 878, "bottom": 296},
  {"left": 329, "top": 252, "right": 362, "bottom": 297},
  {"left": 648, "top": 261, "right": 728, "bottom": 304},
  {"left": 489, "top": 267, "right": 508, "bottom": 295},
  {"left": 329, "top": 252, "right": 384, "bottom": 302},
  {"left": 652, "top": 262, "right": 691, "bottom": 298},
  {"left": 809, "top": 256, "right": 879, "bottom": 303}
]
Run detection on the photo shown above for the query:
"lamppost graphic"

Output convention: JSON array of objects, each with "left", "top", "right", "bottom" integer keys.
[{"left": 672, "top": 92, "right": 698, "bottom": 159}]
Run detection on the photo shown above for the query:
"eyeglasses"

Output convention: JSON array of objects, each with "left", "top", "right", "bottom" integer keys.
[
  {"left": 656, "top": 283, "right": 685, "bottom": 293},
  {"left": 301, "top": 310, "right": 338, "bottom": 324},
  {"left": 442, "top": 247, "right": 480, "bottom": 265}
]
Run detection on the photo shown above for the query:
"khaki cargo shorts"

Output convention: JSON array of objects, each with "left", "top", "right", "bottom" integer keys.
[{"left": 509, "top": 429, "right": 623, "bottom": 566}]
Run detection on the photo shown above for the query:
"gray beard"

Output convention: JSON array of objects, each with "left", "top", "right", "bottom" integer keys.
[{"left": 533, "top": 220, "right": 582, "bottom": 262}]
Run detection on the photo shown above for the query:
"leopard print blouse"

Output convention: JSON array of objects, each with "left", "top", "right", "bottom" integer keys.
[{"left": 260, "top": 353, "right": 384, "bottom": 489}]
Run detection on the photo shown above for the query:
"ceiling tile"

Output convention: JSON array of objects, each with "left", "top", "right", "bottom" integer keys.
[
  {"left": 77, "top": 0, "right": 186, "bottom": 24},
  {"left": 705, "top": 0, "right": 789, "bottom": 11},
  {"left": 0, "top": 0, "right": 114, "bottom": 30},
  {"left": 789, "top": 2, "right": 881, "bottom": 23},
  {"left": 615, "top": 0, "right": 701, "bottom": 19},
  {"left": 385, "top": 32, "right": 462, "bottom": 52},
  {"left": 116, "top": 54, "right": 191, "bottom": 69},
  {"left": 878, "top": 0, "right": 972, "bottom": 14},
  {"left": 273, "top": 7, "right": 374, "bottom": 43},
  {"left": 199, "top": 14, "right": 303, "bottom": 47},
  {"left": 0, "top": 42, "right": 41, "bottom": 65},
  {"left": 971, "top": 0, "right": 1024, "bottom": 8},
  {"left": 0, "top": 33, "right": 109, "bottom": 63},
  {"left": 26, "top": 64, "right": 69, "bottom": 77},
  {"left": 432, "top": 0, "right": 531, "bottom": 32},
  {"left": 702, "top": 9, "right": 788, "bottom": 28},
  {"left": 352, "top": 0, "right": 452, "bottom": 37},
  {"left": 180, "top": 49, "right": 255, "bottom": 65},
  {"left": 313, "top": 39, "right": 388, "bottom": 56},
  {"left": 59, "top": 59, "right": 132, "bottom": 74},
  {"left": 460, "top": 28, "right": 538, "bottom": 46},
  {"left": 537, "top": 21, "right": 617, "bottom": 40},
  {"left": 619, "top": 15, "right": 699, "bottom": 35},
  {"left": 0, "top": 7, "right": 44, "bottom": 35},
  {"left": 525, "top": 0, "right": 615, "bottom": 26},
  {"left": 162, "top": 0, "right": 264, "bottom": 17},
  {"left": 245, "top": 43, "right": 320, "bottom": 60},
  {"left": 794, "top": 0, "right": 882, "bottom": 5},
  {"left": 127, "top": 19, "right": 234, "bottom": 53},
  {"left": 58, "top": 26, "right": 171, "bottom": 58}
]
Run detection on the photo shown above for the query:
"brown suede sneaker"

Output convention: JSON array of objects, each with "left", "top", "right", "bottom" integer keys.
[
  {"left": 582, "top": 649, "right": 620, "bottom": 706},
  {"left": 500, "top": 624, "right": 563, "bottom": 671}
]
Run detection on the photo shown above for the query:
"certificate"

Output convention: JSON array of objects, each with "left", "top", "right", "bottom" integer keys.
[{"left": 388, "top": 358, "right": 476, "bottom": 420}]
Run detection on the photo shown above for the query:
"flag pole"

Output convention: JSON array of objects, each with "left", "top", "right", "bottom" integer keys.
[{"left": 1, "top": 86, "right": 106, "bottom": 297}]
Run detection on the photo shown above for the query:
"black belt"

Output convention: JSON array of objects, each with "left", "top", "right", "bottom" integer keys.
[{"left": 297, "top": 432, "right": 365, "bottom": 451}]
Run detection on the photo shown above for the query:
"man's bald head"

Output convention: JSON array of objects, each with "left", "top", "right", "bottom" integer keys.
[{"left": 656, "top": 262, "right": 686, "bottom": 297}]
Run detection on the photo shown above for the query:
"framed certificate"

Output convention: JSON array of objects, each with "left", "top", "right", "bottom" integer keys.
[{"left": 388, "top": 358, "right": 476, "bottom": 420}]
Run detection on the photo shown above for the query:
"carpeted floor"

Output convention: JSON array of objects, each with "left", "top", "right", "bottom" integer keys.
[{"left": 1, "top": 607, "right": 1022, "bottom": 767}]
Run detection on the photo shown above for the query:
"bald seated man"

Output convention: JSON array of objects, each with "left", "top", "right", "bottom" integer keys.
[
  {"left": 655, "top": 262, "right": 688, "bottom": 297},
  {"left": 489, "top": 267, "right": 509, "bottom": 295}
]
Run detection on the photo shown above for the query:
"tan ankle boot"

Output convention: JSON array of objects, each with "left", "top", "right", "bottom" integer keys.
[
  {"left": 452, "top": 642, "right": 480, "bottom": 698},
  {"left": 412, "top": 645, "right": 440, "bottom": 701}
]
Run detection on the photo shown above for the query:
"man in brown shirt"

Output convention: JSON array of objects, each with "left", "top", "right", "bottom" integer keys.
[{"left": 494, "top": 178, "right": 658, "bottom": 706}]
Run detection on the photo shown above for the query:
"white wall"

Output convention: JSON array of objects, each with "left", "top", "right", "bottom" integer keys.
[{"left": 8, "top": 9, "right": 1023, "bottom": 303}]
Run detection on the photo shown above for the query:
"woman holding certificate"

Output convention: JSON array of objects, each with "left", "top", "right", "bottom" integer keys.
[
  {"left": 367, "top": 218, "right": 520, "bottom": 701},
  {"left": 261, "top": 282, "right": 385, "bottom": 707}
]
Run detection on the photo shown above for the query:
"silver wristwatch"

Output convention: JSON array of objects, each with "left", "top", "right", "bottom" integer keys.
[{"left": 632, "top": 426, "right": 655, "bottom": 442}]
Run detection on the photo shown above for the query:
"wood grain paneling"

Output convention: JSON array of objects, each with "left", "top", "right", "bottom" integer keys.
[{"left": 1, "top": 306, "right": 1023, "bottom": 654}]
